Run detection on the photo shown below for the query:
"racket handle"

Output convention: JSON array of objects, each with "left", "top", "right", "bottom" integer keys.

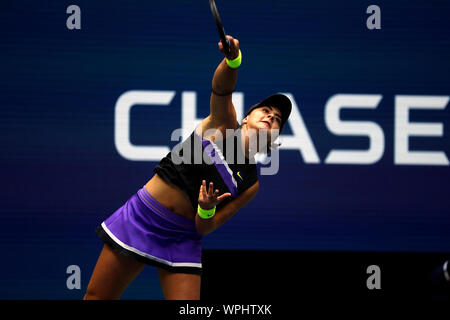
[{"left": 223, "top": 38, "right": 232, "bottom": 57}]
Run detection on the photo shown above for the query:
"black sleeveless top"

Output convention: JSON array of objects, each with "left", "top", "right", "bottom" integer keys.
[{"left": 153, "top": 123, "right": 259, "bottom": 211}]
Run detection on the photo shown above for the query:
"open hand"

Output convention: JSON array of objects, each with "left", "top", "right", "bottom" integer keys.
[{"left": 198, "top": 180, "right": 232, "bottom": 210}]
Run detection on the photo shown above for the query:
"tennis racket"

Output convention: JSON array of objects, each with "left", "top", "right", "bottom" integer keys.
[{"left": 209, "top": 0, "right": 231, "bottom": 57}]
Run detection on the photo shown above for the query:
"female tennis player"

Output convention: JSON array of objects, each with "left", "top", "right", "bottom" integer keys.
[{"left": 84, "top": 35, "right": 292, "bottom": 300}]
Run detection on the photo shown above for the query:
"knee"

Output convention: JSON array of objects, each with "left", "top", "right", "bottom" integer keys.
[
  {"left": 83, "top": 289, "right": 101, "bottom": 300},
  {"left": 83, "top": 287, "right": 120, "bottom": 300}
]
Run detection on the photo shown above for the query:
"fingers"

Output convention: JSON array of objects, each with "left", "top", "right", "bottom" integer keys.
[
  {"left": 201, "top": 180, "right": 207, "bottom": 198},
  {"left": 218, "top": 35, "right": 239, "bottom": 59},
  {"left": 217, "top": 193, "right": 232, "bottom": 201},
  {"left": 200, "top": 180, "right": 215, "bottom": 199},
  {"left": 227, "top": 35, "right": 239, "bottom": 49},
  {"left": 199, "top": 180, "right": 231, "bottom": 204},
  {"left": 218, "top": 36, "right": 238, "bottom": 47},
  {"left": 208, "top": 181, "right": 214, "bottom": 197}
]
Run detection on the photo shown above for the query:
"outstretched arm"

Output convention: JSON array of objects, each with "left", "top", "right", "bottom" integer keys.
[{"left": 207, "top": 35, "right": 241, "bottom": 129}]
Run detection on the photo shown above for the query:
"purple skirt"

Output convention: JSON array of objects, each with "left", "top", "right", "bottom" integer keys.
[{"left": 96, "top": 187, "right": 203, "bottom": 274}]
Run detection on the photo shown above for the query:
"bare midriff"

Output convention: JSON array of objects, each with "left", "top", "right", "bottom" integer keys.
[{"left": 144, "top": 174, "right": 196, "bottom": 221}]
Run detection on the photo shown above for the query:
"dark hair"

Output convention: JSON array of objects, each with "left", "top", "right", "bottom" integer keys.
[{"left": 244, "top": 93, "right": 292, "bottom": 133}]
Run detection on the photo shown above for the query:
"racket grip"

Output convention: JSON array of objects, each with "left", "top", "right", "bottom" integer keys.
[{"left": 223, "top": 38, "right": 232, "bottom": 57}]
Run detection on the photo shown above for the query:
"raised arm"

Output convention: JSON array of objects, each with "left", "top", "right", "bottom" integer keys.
[{"left": 203, "top": 35, "right": 241, "bottom": 131}]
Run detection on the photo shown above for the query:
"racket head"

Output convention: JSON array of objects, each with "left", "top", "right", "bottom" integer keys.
[{"left": 209, "top": 0, "right": 231, "bottom": 56}]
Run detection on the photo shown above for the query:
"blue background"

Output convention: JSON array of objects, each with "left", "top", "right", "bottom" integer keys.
[{"left": 0, "top": 0, "right": 449, "bottom": 299}]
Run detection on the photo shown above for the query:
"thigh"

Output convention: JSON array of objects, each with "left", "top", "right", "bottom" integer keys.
[
  {"left": 84, "top": 244, "right": 145, "bottom": 300},
  {"left": 157, "top": 268, "right": 201, "bottom": 300}
]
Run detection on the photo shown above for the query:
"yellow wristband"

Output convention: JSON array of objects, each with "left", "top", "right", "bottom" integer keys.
[
  {"left": 197, "top": 204, "right": 216, "bottom": 219},
  {"left": 226, "top": 50, "right": 242, "bottom": 69}
]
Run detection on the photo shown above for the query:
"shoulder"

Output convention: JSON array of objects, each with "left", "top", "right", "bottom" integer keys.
[{"left": 195, "top": 116, "right": 238, "bottom": 141}]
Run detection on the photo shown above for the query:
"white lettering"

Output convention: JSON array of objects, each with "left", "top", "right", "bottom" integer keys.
[
  {"left": 114, "top": 90, "right": 175, "bottom": 161},
  {"left": 278, "top": 93, "right": 320, "bottom": 163},
  {"left": 394, "top": 95, "right": 449, "bottom": 165},
  {"left": 325, "top": 94, "right": 384, "bottom": 164},
  {"left": 178, "top": 304, "right": 213, "bottom": 317},
  {"left": 114, "top": 91, "right": 449, "bottom": 167}
]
